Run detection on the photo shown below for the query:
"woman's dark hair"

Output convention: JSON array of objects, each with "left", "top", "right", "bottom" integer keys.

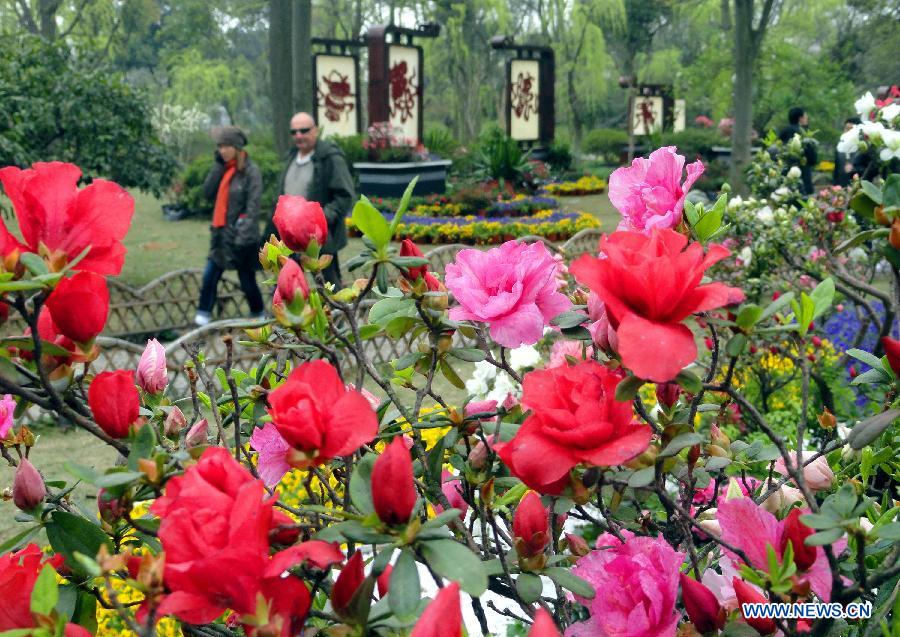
[
  {"left": 788, "top": 107, "right": 806, "bottom": 125},
  {"left": 846, "top": 116, "right": 862, "bottom": 126}
]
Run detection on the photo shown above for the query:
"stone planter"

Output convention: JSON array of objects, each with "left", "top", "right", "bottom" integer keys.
[{"left": 353, "top": 160, "right": 453, "bottom": 198}]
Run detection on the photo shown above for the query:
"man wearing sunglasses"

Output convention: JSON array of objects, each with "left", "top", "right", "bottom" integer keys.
[{"left": 270, "top": 111, "right": 355, "bottom": 286}]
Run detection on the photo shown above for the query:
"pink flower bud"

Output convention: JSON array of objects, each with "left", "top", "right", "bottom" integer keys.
[
  {"left": 276, "top": 259, "right": 309, "bottom": 304},
  {"left": 655, "top": 382, "right": 681, "bottom": 408},
  {"left": 185, "top": 419, "right": 209, "bottom": 449},
  {"left": 97, "top": 487, "right": 129, "bottom": 524},
  {"left": 136, "top": 338, "right": 167, "bottom": 393},
  {"left": 164, "top": 406, "right": 187, "bottom": 437},
  {"left": 680, "top": 573, "right": 725, "bottom": 633},
  {"left": 13, "top": 458, "right": 46, "bottom": 511},
  {"left": 565, "top": 533, "right": 590, "bottom": 557}
]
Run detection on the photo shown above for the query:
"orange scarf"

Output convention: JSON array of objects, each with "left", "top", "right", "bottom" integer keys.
[{"left": 212, "top": 159, "right": 237, "bottom": 227}]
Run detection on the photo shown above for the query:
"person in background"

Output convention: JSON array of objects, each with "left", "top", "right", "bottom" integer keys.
[
  {"left": 194, "top": 126, "right": 264, "bottom": 326},
  {"left": 778, "top": 106, "right": 818, "bottom": 195},
  {"left": 834, "top": 116, "right": 862, "bottom": 186},
  {"left": 267, "top": 112, "right": 355, "bottom": 287}
]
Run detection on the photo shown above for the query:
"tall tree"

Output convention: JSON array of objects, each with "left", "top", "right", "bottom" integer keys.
[
  {"left": 728, "top": 0, "right": 779, "bottom": 192},
  {"left": 292, "top": 0, "right": 312, "bottom": 114},
  {"left": 270, "top": 0, "right": 292, "bottom": 155}
]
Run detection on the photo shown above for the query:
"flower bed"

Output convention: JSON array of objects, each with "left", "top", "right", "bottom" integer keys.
[
  {"left": 347, "top": 208, "right": 600, "bottom": 244},
  {"left": 542, "top": 175, "right": 607, "bottom": 196}
]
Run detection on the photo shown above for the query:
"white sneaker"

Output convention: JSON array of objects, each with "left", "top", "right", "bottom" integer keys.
[{"left": 194, "top": 312, "right": 211, "bottom": 326}]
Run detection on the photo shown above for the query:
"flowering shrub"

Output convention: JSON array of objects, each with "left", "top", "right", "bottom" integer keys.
[
  {"left": 363, "top": 121, "right": 429, "bottom": 163},
  {"left": 0, "top": 154, "right": 898, "bottom": 637}
]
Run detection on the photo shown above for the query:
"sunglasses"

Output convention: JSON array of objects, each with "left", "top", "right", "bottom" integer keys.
[{"left": 290, "top": 127, "right": 314, "bottom": 135}]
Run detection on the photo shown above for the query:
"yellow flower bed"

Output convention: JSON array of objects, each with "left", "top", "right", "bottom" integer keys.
[{"left": 544, "top": 175, "right": 607, "bottom": 196}]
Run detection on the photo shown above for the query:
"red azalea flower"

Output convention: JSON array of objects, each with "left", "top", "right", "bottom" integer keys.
[
  {"left": 276, "top": 259, "right": 309, "bottom": 304},
  {"left": 680, "top": 573, "right": 725, "bottom": 633},
  {"left": 399, "top": 239, "right": 428, "bottom": 281},
  {"left": 528, "top": 609, "right": 561, "bottom": 637},
  {"left": 45, "top": 271, "right": 109, "bottom": 344},
  {"left": 496, "top": 361, "right": 651, "bottom": 494},
  {"left": 733, "top": 578, "right": 777, "bottom": 635},
  {"left": 883, "top": 337, "right": 900, "bottom": 376},
  {"left": 273, "top": 196, "right": 328, "bottom": 251},
  {"left": 570, "top": 229, "right": 743, "bottom": 382},
  {"left": 0, "top": 162, "right": 134, "bottom": 275},
  {"left": 331, "top": 551, "right": 366, "bottom": 619},
  {"left": 267, "top": 360, "right": 378, "bottom": 468},
  {"left": 371, "top": 437, "right": 417, "bottom": 526},
  {"left": 88, "top": 370, "right": 140, "bottom": 439}
]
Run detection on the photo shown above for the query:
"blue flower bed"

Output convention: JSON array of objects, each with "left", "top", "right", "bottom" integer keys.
[{"left": 381, "top": 209, "right": 586, "bottom": 226}]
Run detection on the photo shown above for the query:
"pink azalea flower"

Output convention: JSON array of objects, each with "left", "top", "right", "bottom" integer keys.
[
  {"left": 565, "top": 531, "right": 683, "bottom": 637},
  {"left": 250, "top": 423, "right": 292, "bottom": 487},
  {"left": 548, "top": 340, "right": 593, "bottom": 368},
  {"left": 773, "top": 452, "right": 835, "bottom": 491},
  {"left": 345, "top": 383, "right": 380, "bottom": 410},
  {"left": 586, "top": 293, "right": 617, "bottom": 353},
  {"left": 717, "top": 497, "right": 845, "bottom": 601},
  {"left": 700, "top": 555, "right": 752, "bottom": 612},
  {"left": 445, "top": 241, "right": 572, "bottom": 348},
  {"left": 434, "top": 470, "right": 469, "bottom": 519},
  {"left": 0, "top": 394, "right": 16, "bottom": 438},
  {"left": 465, "top": 400, "right": 498, "bottom": 422},
  {"left": 608, "top": 146, "right": 704, "bottom": 234}
]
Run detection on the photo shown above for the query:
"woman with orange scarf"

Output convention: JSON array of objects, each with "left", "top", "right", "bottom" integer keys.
[{"left": 194, "top": 126, "right": 265, "bottom": 326}]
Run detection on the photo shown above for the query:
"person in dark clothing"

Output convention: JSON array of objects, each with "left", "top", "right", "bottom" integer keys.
[
  {"left": 194, "top": 126, "right": 264, "bottom": 326},
  {"left": 834, "top": 117, "right": 862, "bottom": 187},
  {"left": 778, "top": 107, "right": 818, "bottom": 195},
  {"left": 265, "top": 112, "right": 355, "bottom": 287}
]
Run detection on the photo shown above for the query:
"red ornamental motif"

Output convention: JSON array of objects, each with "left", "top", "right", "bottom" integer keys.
[
  {"left": 511, "top": 71, "right": 536, "bottom": 121},
  {"left": 637, "top": 99, "right": 657, "bottom": 130},
  {"left": 317, "top": 69, "right": 355, "bottom": 123},
  {"left": 389, "top": 60, "right": 418, "bottom": 124}
]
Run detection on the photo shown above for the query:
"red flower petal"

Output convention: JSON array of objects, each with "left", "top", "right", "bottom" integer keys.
[{"left": 616, "top": 313, "right": 697, "bottom": 382}]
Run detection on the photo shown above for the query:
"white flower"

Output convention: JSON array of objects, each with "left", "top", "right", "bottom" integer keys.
[
  {"left": 881, "top": 102, "right": 900, "bottom": 123},
  {"left": 727, "top": 195, "right": 743, "bottom": 210},
  {"left": 879, "top": 129, "right": 900, "bottom": 161},
  {"left": 837, "top": 126, "right": 861, "bottom": 155},
  {"left": 855, "top": 91, "right": 876, "bottom": 120},
  {"left": 787, "top": 166, "right": 801, "bottom": 179},
  {"left": 772, "top": 187, "right": 791, "bottom": 201},
  {"left": 508, "top": 345, "right": 541, "bottom": 371},
  {"left": 738, "top": 246, "right": 752, "bottom": 267},
  {"left": 756, "top": 206, "right": 774, "bottom": 224},
  {"left": 861, "top": 120, "right": 886, "bottom": 142}
]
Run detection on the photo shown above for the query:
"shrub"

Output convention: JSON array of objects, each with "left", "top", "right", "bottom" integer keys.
[
  {"left": 423, "top": 126, "right": 460, "bottom": 159},
  {"left": 545, "top": 140, "right": 573, "bottom": 173},
  {"left": 582, "top": 128, "right": 628, "bottom": 158},
  {"left": 473, "top": 128, "right": 529, "bottom": 184},
  {"left": 331, "top": 134, "right": 367, "bottom": 165},
  {"left": 659, "top": 128, "right": 722, "bottom": 161}
]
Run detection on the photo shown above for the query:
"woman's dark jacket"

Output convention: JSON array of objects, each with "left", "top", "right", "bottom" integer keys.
[{"left": 203, "top": 157, "right": 262, "bottom": 269}]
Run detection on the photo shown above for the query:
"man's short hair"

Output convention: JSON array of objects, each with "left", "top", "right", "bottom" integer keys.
[
  {"left": 788, "top": 107, "right": 806, "bottom": 125},
  {"left": 846, "top": 116, "right": 862, "bottom": 125}
]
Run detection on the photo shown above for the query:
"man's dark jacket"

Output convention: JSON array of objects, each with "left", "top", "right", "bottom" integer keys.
[{"left": 266, "top": 138, "right": 355, "bottom": 255}]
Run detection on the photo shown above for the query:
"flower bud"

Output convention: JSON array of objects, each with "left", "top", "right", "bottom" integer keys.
[
  {"left": 273, "top": 196, "right": 328, "bottom": 252},
  {"left": 891, "top": 218, "right": 900, "bottom": 250},
  {"left": 528, "top": 609, "right": 561, "bottom": 637},
  {"left": 89, "top": 370, "right": 140, "bottom": 439},
  {"left": 468, "top": 438, "right": 491, "bottom": 469},
  {"left": 655, "top": 382, "right": 681, "bottom": 409},
  {"left": 883, "top": 337, "right": 900, "bottom": 376},
  {"left": 710, "top": 424, "right": 730, "bottom": 449},
  {"left": 376, "top": 563, "right": 392, "bottom": 598},
  {"left": 779, "top": 508, "right": 817, "bottom": 571},
  {"left": 276, "top": 259, "right": 310, "bottom": 304},
  {"left": 13, "top": 458, "right": 46, "bottom": 511},
  {"left": 564, "top": 533, "right": 590, "bottom": 557},
  {"left": 136, "top": 338, "right": 167, "bottom": 394},
  {"left": 410, "top": 582, "right": 461, "bottom": 637},
  {"left": 680, "top": 574, "right": 725, "bottom": 633},
  {"left": 331, "top": 551, "right": 365, "bottom": 620},
  {"left": 513, "top": 491, "right": 550, "bottom": 559},
  {"left": 185, "top": 418, "right": 209, "bottom": 449},
  {"left": 45, "top": 271, "right": 110, "bottom": 346},
  {"left": 164, "top": 406, "right": 187, "bottom": 437},
  {"left": 733, "top": 578, "right": 776, "bottom": 635},
  {"left": 435, "top": 470, "right": 468, "bottom": 520},
  {"left": 400, "top": 239, "right": 428, "bottom": 281},
  {"left": 97, "top": 487, "right": 129, "bottom": 524},
  {"left": 817, "top": 407, "right": 836, "bottom": 430},
  {"left": 371, "top": 437, "right": 417, "bottom": 526}
]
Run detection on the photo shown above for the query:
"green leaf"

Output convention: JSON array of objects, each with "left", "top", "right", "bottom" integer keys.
[
  {"left": 20, "top": 253, "right": 48, "bottom": 276},
  {"left": 127, "top": 423, "right": 156, "bottom": 471},
  {"left": 353, "top": 197, "right": 392, "bottom": 248},
  {"left": 659, "top": 432, "right": 703, "bottom": 458},
  {"left": 846, "top": 348, "right": 884, "bottom": 370},
  {"left": 439, "top": 359, "right": 466, "bottom": 390},
  {"left": 516, "top": 573, "right": 543, "bottom": 603},
  {"left": 0, "top": 525, "right": 42, "bottom": 554},
  {"left": 693, "top": 194, "right": 726, "bottom": 242},
  {"left": 349, "top": 454, "right": 376, "bottom": 516},
  {"left": 873, "top": 523, "right": 900, "bottom": 541},
  {"left": 388, "top": 550, "right": 421, "bottom": 621},
  {"left": 615, "top": 375, "right": 644, "bottom": 402},
  {"left": 882, "top": 174, "right": 900, "bottom": 207},
  {"left": 544, "top": 567, "right": 595, "bottom": 599},
  {"left": 851, "top": 367, "right": 891, "bottom": 386},
  {"left": 674, "top": 369, "right": 703, "bottom": 394},
  {"left": 799, "top": 513, "right": 840, "bottom": 530},
  {"left": 835, "top": 228, "right": 890, "bottom": 254},
  {"left": 419, "top": 539, "right": 487, "bottom": 596},
  {"left": 627, "top": 466, "right": 655, "bottom": 488},
  {"left": 805, "top": 528, "right": 844, "bottom": 546},
  {"left": 94, "top": 470, "right": 144, "bottom": 488},
  {"left": 448, "top": 348, "right": 486, "bottom": 363},
  {"left": 809, "top": 278, "right": 835, "bottom": 321},
  {"left": 390, "top": 177, "right": 420, "bottom": 236},
  {"left": 861, "top": 180, "right": 884, "bottom": 205},
  {"left": 45, "top": 511, "right": 112, "bottom": 576},
  {"left": 735, "top": 305, "right": 762, "bottom": 330},
  {"left": 551, "top": 311, "right": 588, "bottom": 329},
  {"left": 848, "top": 409, "right": 900, "bottom": 449},
  {"left": 684, "top": 200, "right": 699, "bottom": 225},
  {"left": 425, "top": 508, "right": 463, "bottom": 529},
  {"left": 30, "top": 565, "right": 58, "bottom": 616},
  {"left": 759, "top": 292, "right": 795, "bottom": 322},
  {"left": 725, "top": 334, "right": 747, "bottom": 357}
]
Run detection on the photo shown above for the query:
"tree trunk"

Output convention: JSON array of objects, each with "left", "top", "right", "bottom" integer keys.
[
  {"left": 270, "top": 0, "right": 293, "bottom": 156},
  {"left": 292, "top": 0, "right": 312, "bottom": 114},
  {"left": 39, "top": 0, "right": 61, "bottom": 40},
  {"left": 730, "top": 0, "right": 754, "bottom": 194}
]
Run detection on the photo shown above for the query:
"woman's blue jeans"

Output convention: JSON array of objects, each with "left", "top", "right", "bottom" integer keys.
[{"left": 197, "top": 259, "right": 264, "bottom": 315}]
